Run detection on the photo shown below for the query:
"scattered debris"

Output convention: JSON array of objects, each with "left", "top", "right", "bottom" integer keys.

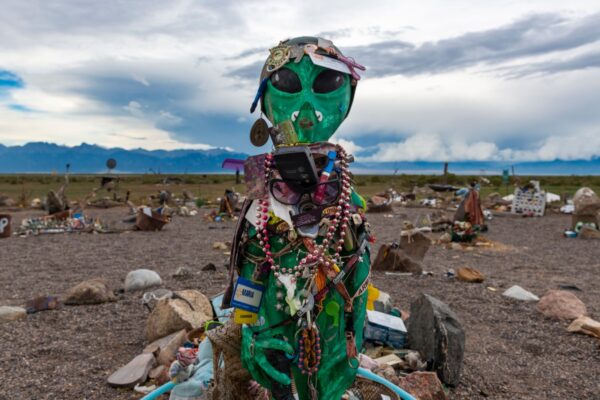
[
  {"left": 407, "top": 294, "right": 465, "bottom": 386},
  {"left": 133, "top": 383, "right": 156, "bottom": 394},
  {"left": 364, "top": 309, "right": 408, "bottom": 349},
  {"left": 16, "top": 213, "right": 110, "bottom": 236},
  {"left": 0, "top": 195, "right": 17, "bottom": 207},
  {"left": 367, "top": 194, "right": 393, "bottom": 213},
  {"left": 502, "top": 285, "right": 539, "bottom": 301},
  {"left": 456, "top": 267, "right": 485, "bottom": 283},
  {"left": 567, "top": 316, "right": 600, "bottom": 339},
  {"left": 65, "top": 278, "right": 116, "bottom": 305},
  {"left": 372, "top": 232, "right": 431, "bottom": 274},
  {"left": 135, "top": 207, "right": 170, "bottom": 231},
  {"left": 536, "top": 290, "right": 587, "bottom": 320},
  {"left": 512, "top": 180, "right": 546, "bottom": 217},
  {"left": 172, "top": 267, "right": 192, "bottom": 278},
  {"left": 0, "top": 306, "right": 27, "bottom": 323},
  {"left": 212, "top": 241, "right": 229, "bottom": 251},
  {"left": 0, "top": 214, "right": 11, "bottom": 238},
  {"left": 107, "top": 353, "right": 155, "bottom": 388},
  {"left": 145, "top": 289, "right": 213, "bottom": 342},
  {"left": 125, "top": 269, "right": 162, "bottom": 292}
]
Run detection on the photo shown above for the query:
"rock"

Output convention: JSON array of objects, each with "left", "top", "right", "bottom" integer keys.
[
  {"left": 125, "top": 269, "right": 162, "bottom": 292},
  {"left": 107, "top": 353, "right": 155, "bottom": 388},
  {"left": 25, "top": 295, "right": 61, "bottom": 313},
  {"left": 536, "top": 290, "right": 587, "bottom": 320},
  {"left": 579, "top": 227, "right": 600, "bottom": 240},
  {"left": 0, "top": 195, "right": 16, "bottom": 207},
  {"left": 502, "top": 285, "right": 539, "bottom": 301},
  {"left": 456, "top": 267, "right": 485, "bottom": 283},
  {"left": 573, "top": 187, "right": 600, "bottom": 215},
  {"left": 143, "top": 329, "right": 188, "bottom": 366},
  {"left": 145, "top": 289, "right": 213, "bottom": 342},
  {"left": 64, "top": 278, "right": 116, "bottom": 305},
  {"left": 172, "top": 267, "right": 192, "bottom": 278},
  {"left": 202, "top": 263, "right": 217, "bottom": 271},
  {"left": 567, "top": 316, "right": 600, "bottom": 339},
  {"left": 407, "top": 294, "right": 465, "bottom": 386},
  {"left": 148, "top": 365, "right": 167, "bottom": 380},
  {"left": 399, "top": 372, "right": 448, "bottom": 400},
  {"left": 0, "top": 306, "right": 27, "bottom": 323}
]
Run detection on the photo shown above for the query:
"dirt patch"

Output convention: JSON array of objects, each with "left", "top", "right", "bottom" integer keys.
[{"left": 0, "top": 207, "right": 599, "bottom": 399}]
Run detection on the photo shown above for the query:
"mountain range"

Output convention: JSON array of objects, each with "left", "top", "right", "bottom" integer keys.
[
  {"left": 0, "top": 142, "right": 598, "bottom": 175},
  {"left": 0, "top": 142, "right": 247, "bottom": 173}
]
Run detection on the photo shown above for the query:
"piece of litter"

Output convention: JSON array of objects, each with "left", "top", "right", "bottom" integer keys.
[{"left": 502, "top": 285, "right": 539, "bottom": 301}]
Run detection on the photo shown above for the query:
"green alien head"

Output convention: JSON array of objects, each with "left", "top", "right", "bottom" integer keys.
[{"left": 251, "top": 36, "right": 364, "bottom": 144}]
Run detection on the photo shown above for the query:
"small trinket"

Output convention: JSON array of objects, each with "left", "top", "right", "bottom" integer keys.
[
  {"left": 250, "top": 118, "right": 270, "bottom": 147},
  {"left": 266, "top": 44, "right": 291, "bottom": 73}
]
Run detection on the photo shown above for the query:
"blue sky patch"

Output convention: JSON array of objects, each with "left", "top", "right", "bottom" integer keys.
[{"left": 0, "top": 70, "right": 24, "bottom": 89}]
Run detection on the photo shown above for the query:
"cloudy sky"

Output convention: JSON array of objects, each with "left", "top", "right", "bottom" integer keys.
[{"left": 1, "top": 0, "right": 600, "bottom": 162}]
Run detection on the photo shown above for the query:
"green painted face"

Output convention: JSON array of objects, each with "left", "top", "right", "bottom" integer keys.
[{"left": 263, "top": 57, "right": 352, "bottom": 143}]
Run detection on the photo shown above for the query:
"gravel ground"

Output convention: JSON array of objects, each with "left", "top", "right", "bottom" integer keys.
[{"left": 0, "top": 206, "right": 599, "bottom": 400}]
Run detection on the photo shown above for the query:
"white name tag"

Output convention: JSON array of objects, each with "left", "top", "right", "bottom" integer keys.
[
  {"left": 309, "top": 52, "right": 351, "bottom": 75},
  {"left": 231, "top": 277, "right": 265, "bottom": 314}
]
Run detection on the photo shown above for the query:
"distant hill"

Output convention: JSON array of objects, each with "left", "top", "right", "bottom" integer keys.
[
  {"left": 0, "top": 142, "right": 598, "bottom": 175},
  {"left": 0, "top": 142, "right": 248, "bottom": 173}
]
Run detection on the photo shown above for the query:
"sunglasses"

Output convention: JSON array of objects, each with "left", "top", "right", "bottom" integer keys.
[{"left": 270, "top": 179, "right": 340, "bottom": 206}]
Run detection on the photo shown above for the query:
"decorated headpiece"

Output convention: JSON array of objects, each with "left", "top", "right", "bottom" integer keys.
[{"left": 249, "top": 37, "right": 365, "bottom": 146}]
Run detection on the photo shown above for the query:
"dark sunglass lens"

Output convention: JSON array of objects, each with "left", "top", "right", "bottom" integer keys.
[{"left": 271, "top": 180, "right": 301, "bottom": 205}]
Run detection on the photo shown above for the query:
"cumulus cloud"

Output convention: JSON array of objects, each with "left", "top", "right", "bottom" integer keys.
[{"left": 1, "top": 0, "right": 600, "bottom": 161}]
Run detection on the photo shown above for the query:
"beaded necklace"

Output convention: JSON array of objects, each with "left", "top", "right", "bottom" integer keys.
[{"left": 254, "top": 145, "right": 352, "bottom": 284}]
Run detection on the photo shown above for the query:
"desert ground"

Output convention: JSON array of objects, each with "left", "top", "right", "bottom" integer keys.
[{"left": 1, "top": 205, "right": 599, "bottom": 400}]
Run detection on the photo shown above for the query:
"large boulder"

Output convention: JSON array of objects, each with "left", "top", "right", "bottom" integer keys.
[
  {"left": 573, "top": 187, "right": 600, "bottom": 216},
  {"left": 64, "top": 278, "right": 116, "bottom": 305},
  {"left": 399, "top": 372, "right": 448, "bottom": 400},
  {"left": 407, "top": 294, "right": 465, "bottom": 386},
  {"left": 145, "top": 290, "right": 213, "bottom": 342},
  {"left": 0, "top": 306, "right": 27, "bottom": 323},
  {"left": 536, "top": 290, "right": 587, "bottom": 320},
  {"left": 125, "top": 269, "right": 162, "bottom": 292}
]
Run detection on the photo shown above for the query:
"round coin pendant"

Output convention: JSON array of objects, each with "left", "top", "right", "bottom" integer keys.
[{"left": 250, "top": 118, "right": 269, "bottom": 147}]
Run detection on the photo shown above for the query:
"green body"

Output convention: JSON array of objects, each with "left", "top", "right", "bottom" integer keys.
[{"left": 240, "top": 39, "right": 369, "bottom": 400}]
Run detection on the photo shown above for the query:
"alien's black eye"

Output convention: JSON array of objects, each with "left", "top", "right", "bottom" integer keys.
[
  {"left": 313, "top": 70, "right": 345, "bottom": 94},
  {"left": 271, "top": 68, "right": 302, "bottom": 93}
]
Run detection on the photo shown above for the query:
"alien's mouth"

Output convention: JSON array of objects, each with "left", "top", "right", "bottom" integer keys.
[{"left": 298, "top": 118, "right": 314, "bottom": 129}]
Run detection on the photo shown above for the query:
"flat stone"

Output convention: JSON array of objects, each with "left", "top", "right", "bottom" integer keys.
[
  {"left": 125, "top": 269, "right": 162, "bottom": 292},
  {"left": 537, "top": 290, "right": 587, "bottom": 320},
  {"left": 457, "top": 267, "right": 485, "bottom": 283},
  {"left": 579, "top": 227, "right": 600, "bottom": 240},
  {"left": 145, "top": 289, "right": 213, "bottom": 342},
  {"left": 407, "top": 294, "right": 465, "bottom": 386},
  {"left": 503, "top": 285, "right": 539, "bottom": 301},
  {"left": 107, "top": 353, "right": 155, "bottom": 388},
  {"left": 399, "top": 371, "right": 448, "bottom": 400},
  {"left": 0, "top": 306, "right": 27, "bottom": 323},
  {"left": 65, "top": 278, "right": 116, "bottom": 305}
]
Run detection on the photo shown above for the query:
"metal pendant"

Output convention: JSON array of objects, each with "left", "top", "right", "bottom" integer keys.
[
  {"left": 250, "top": 118, "right": 269, "bottom": 147},
  {"left": 266, "top": 44, "right": 291, "bottom": 73}
]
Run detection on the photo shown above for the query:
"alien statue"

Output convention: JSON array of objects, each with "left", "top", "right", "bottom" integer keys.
[{"left": 223, "top": 37, "right": 372, "bottom": 400}]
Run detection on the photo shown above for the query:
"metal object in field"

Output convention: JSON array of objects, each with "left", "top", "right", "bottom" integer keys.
[
  {"left": 106, "top": 158, "right": 117, "bottom": 171},
  {"left": 0, "top": 214, "right": 11, "bottom": 238}
]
